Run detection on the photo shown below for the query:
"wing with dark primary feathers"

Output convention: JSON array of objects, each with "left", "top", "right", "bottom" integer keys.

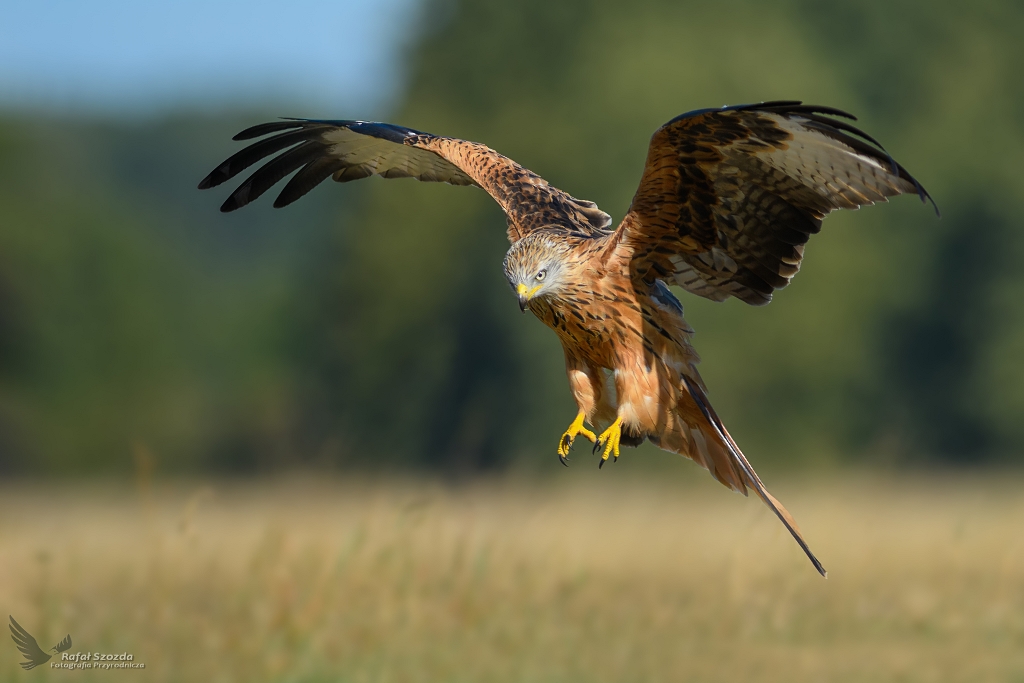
[
  {"left": 618, "top": 101, "right": 937, "bottom": 305},
  {"left": 198, "top": 119, "right": 611, "bottom": 243},
  {"left": 9, "top": 616, "right": 52, "bottom": 670}
]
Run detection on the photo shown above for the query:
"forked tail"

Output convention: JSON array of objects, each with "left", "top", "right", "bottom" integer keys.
[{"left": 681, "top": 376, "right": 827, "bottom": 577}]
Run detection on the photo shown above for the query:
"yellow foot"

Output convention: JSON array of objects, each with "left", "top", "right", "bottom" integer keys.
[
  {"left": 593, "top": 417, "right": 623, "bottom": 468},
  {"left": 557, "top": 411, "right": 597, "bottom": 466}
]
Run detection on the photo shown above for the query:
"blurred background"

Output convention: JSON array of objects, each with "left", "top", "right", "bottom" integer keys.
[
  {"left": 1, "top": 0, "right": 1022, "bottom": 475},
  {"left": 1, "top": 1, "right": 1023, "bottom": 681}
]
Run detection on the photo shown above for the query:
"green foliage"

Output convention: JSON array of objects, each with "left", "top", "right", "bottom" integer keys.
[
  {"left": 0, "top": 0, "right": 1022, "bottom": 473},
  {"left": 0, "top": 114, "right": 343, "bottom": 473}
]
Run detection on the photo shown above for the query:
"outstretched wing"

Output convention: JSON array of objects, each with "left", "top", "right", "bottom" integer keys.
[
  {"left": 53, "top": 634, "right": 72, "bottom": 653},
  {"left": 199, "top": 119, "right": 611, "bottom": 243},
  {"left": 617, "top": 101, "right": 937, "bottom": 305},
  {"left": 9, "top": 616, "right": 52, "bottom": 670}
]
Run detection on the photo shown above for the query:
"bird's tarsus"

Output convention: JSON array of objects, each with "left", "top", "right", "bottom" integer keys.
[{"left": 558, "top": 412, "right": 595, "bottom": 466}]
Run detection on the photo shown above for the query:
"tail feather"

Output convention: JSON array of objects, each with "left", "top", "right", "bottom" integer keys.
[
  {"left": 685, "top": 422, "right": 748, "bottom": 495},
  {"left": 681, "top": 376, "right": 827, "bottom": 577}
]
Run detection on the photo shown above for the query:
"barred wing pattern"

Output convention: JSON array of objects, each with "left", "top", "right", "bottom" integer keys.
[
  {"left": 619, "top": 101, "right": 936, "bottom": 305},
  {"left": 198, "top": 119, "right": 611, "bottom": 243}
]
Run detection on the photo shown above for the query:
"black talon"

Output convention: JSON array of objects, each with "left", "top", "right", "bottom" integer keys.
[
  {"left": 592, "top": 439, "right": 602, "bottom": 455},
  {"left": 598, "top": 455, "right": 606, "bottom": 469}
]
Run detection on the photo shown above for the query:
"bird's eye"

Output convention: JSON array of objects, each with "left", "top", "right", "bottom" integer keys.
[{"left": 535, "top": 269, "right": 547, "bottom": 282}]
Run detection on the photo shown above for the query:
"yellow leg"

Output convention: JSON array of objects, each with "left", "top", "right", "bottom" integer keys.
[
  {"left": 594, "top": 417, "right": 623, "bottom": 468},
  {"left": 557, "top": 411, "right": 597, "bottom": 466}
]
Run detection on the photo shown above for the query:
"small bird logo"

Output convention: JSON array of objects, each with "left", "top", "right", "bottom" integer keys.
[{"left": 9, "top": 616, "right": 72, "bottom": 670}]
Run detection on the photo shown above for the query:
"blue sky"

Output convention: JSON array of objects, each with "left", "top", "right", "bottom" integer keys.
[{"left": 0, "top": 0, "right": 420, "bottom": 116}]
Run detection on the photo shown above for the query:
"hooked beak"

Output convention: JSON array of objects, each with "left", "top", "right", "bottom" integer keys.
[{"left": 516, "top": 283, "right": 529, "bottom": 313}]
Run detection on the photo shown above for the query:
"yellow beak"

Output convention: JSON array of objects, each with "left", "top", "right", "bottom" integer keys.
[{"left": 516, "top": 283, "right": 541, "bottom": 312}]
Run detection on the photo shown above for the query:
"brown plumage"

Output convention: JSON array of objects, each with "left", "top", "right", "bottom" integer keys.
[{"left": 200, "top": 101, "right": 937, "bottom": 576}]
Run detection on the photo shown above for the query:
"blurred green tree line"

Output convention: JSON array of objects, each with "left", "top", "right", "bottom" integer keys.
[{"left": 1, "top": 0, "right": 1022, "bottom": 474}]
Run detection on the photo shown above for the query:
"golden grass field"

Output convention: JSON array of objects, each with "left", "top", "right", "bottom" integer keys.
[{"left": 1, "top": 469, "right": 1023, "bottom": 682}]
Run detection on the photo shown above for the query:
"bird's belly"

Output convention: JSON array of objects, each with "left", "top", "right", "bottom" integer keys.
[
  {"left": 549, "top": 315, "right": 618, "bottom": 368},
  {"left": 542, "top": 296, "right": 693, "bottom": 368},
  {"left": 535, "top": 301, "right": 610, "bottom": 361},
  {"left": 616, "top": 357, "right": 687, "bottom": 430}
]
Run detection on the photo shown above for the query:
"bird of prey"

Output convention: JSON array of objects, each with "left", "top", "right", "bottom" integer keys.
[
  {"left": 9, "top": 616, "right": 72, "bottom": 670},
  {"left": 200, "top": 101, "right": 935, "bottom": 576}
]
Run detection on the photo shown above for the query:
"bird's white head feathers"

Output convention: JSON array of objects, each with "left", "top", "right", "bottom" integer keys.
[{"left": 502, "top": 234, "right": 572, "bottom": 311}]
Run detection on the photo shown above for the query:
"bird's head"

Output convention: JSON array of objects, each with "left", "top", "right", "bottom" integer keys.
[{"left": 503, "top": 234, "right": 570, "bottom": 313}]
